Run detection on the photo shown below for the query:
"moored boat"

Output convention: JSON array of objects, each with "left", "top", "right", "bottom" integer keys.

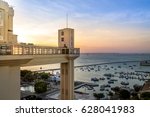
[
  {"left": 121, "top": 81, "right": 129, "bottom": 85},
  {"left": 140, "top": 60, "right": 150, "bottom": 66},
  {"left": 91, "top": 77, "right": 99, "bottom": 82}
]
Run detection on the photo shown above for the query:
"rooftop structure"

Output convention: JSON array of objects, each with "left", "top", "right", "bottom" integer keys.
[{"left": 58, "top": 28, "right": 74, "bottom": 48}]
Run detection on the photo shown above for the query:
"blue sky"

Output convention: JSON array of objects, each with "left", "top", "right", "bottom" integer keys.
[{"left": 5, "top": 0, "right": 150, "bottom": 53}]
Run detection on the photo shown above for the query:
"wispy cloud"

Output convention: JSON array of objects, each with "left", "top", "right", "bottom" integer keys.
[{"left": 4, "top": 0, "right": 150, "bottom": 53}]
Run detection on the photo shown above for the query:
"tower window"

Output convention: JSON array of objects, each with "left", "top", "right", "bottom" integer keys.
[
  {"left": 61, "top": 31, "right": 64, "bottom": 36},
  {"left": 61, "top": 38, "right": 64, "bottom": 42}
]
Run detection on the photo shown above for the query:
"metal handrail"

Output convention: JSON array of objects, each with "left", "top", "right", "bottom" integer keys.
[{"left": 0, "top": 44, "right": 80, "bottom": 55}]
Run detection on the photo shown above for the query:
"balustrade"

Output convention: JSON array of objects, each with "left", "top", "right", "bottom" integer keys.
[{"left": 0, "top": 44, "right": 80, "bottom": 55}]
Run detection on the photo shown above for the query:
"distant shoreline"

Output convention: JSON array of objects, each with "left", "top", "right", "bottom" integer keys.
[{"left": 32, "top": 60, "right": 141, "bottom": 72}]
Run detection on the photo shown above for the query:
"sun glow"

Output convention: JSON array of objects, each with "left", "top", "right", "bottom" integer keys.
[{"left": 5, "top": 0, "right": 150, "bottom": 53}]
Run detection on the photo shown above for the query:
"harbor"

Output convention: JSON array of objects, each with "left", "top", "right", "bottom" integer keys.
[{"left": 21, "top": 57, "right": 150, "bottom": 100}]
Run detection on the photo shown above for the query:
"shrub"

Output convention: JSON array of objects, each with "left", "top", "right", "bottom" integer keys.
[
  {"left": 141, "top": 92, "right": 150, "bottom": 100},
  {"left": 111, "top": 86, "right": 120, "bottom": 94},
  {"left": 34, "top": 80, "right": 47, "bottom": 93},
  {"left": 93, "top": 93, "right": 105, "bottom": 99},
  {"left": 133, "top": 84, "right": 142, "bottom": 92},
  {"left": 40, "top": 72, "right": 49, "bottom": 79},
  {"left": 21, "top": 70, "right": 35, "bottom": 82},
  {"left": 119, "top": 89, "right": 130, "bottom": 100},
  {"left": 21, "top": 70, "right": 32, "bottom": 77},
  {"left": 108, "top": 91, "right": 114, "bottom": 96}
]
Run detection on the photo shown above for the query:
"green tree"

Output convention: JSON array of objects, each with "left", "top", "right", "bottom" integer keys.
[
  {"left": 93, "top": 93, "right": 105, "bottom": 99},
  {"left": 111, "top": 86, "right": 120, "bottom": 94},
  {"left": 21, "top": 70, "right": 35, "bottom": 82},
  {"left": 40, "top": 72, "right": 49, "bottom": 79},
  {"left": 131, "top": 92, "right": 139, "bottom": 100},
  {"left": 21, "top": 70, "right": 32, "bottom": 77},
  {"left": 141, "top": 92, "right": 150, "bottom": 100},
  {"left": 133, "top": 84, "right": 142, "bottom": 92},
  {"left": 119, "top": 89, "right": 130, "bottom": 100},
  {"left": 34, "top": 80, "right": 47, "bottom": 93},
  {"left": 108, "top": 91, "right": 114, "bottom": 96}
]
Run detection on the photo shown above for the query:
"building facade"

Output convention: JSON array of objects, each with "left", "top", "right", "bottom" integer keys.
[
  {"left": 0, "top": 0, "right": 17, "bottom": 44},
  {"left": 58, "top": 28, "right": 74, "bottom": 48}
]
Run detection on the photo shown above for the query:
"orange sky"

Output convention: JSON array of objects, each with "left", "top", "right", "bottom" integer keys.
[{"left": 5, "top": 0, "right": 150, "bottom": 53}]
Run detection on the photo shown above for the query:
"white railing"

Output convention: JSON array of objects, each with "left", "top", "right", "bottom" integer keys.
[{"left": 0, "top": 44, "right": 80, "bottom": 56}]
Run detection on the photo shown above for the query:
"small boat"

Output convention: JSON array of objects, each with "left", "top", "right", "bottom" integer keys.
[
  {"left": 90, "top": 68, "right": 94, "bottom": 70},
  {"left": 105, "top": 89, "right": 109, "bottom": 91},
  {"left": 104, "top": 73, "right": 114, "bottom": 77},
  {"left": 99, "top": 77, "right": 105, "bottom": 80},
  {"left": 85, "top": 85, "right": 93, "bottom": 90},
  {"left": 100, "top": 84, "right": 111, "bottom": 89},
  {"left": 88, "top": 70, "right": 91, "bottom": 72},
  {"left": 140, "top": 60, "right": 150, "bottom": 66},
  {"left": 107, "top": 77, "right": 111, "bottom": 80},
  {"left": 105, "top": 84, "right": 111, "bottom": 88},
  {"left": 110, "top": 79, "right": 118, "bottom": 82},
  {"left": 121, "top": 81, "right": 129, "bottom": 85},
  {"left": 100, "top": 88, "right": 105, "bottom": 91},
  {"left": 108, "top": 80, "right": 114, "bottom": 84},
  {"left": 91, "top": 77, "right": 99, "bottom": 82},
  {"left": 100, "top": 85, "right": 105, "bottom": 88}
]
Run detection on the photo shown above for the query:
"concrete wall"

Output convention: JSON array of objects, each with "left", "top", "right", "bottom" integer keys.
[
  {"left": 21, "top": 55, "right": 69, "bottom": 67},
  {"left": 0, "top": 55, "right": 33, "bottom": 99},
  {"left": 60, "top": 57, "right": 75, "bottom": 100},
  {"left": 0, "top": 66, "right": 20, "bottom": 100}
]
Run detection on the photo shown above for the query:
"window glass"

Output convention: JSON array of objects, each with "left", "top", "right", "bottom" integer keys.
[
  {"left": 61, "top": 38, "right": 64, "bottom": 42},
  {"left": 61, "top": 31, "right": 64, "bottom": 36}
]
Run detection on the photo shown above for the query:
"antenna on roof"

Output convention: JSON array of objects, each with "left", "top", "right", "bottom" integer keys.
[{"left": 66, "top": 13, "right": 68, "bottom": 28}]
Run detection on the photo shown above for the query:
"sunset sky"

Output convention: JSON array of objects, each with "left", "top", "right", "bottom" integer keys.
[{"left": 5, "top": 0, "right": 150, "bottom": 53}]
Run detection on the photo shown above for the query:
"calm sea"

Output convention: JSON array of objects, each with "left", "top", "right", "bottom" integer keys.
[
  {"left": 76, "top": 53, "right": 150, "bottom": 65},
  {"left": 22, "top": 53, "right": 150, "bottom": 84},
  {"left": 22, "top": 53, "right": 150, "bottom": 98}
]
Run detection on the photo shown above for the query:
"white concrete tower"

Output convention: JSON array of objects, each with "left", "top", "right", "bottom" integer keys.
[
  {"left": 0, "top": 0, "right": 17, "bottom": 44},
  {"left": 58, "top": 28, "right": 76, "bottom": 100}
]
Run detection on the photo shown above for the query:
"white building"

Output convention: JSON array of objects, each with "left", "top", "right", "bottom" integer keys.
[{"left": 0, "top": 0, "right": 17, "bottom": 44}]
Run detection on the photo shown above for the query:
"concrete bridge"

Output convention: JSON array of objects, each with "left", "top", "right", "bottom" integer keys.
[{"left": 0, "top": 43, "right": 79, "bottom": 65}]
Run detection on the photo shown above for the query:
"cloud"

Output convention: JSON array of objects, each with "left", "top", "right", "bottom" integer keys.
[{"left": 4, "top": 0, "right": 150, "bottom": 53}]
